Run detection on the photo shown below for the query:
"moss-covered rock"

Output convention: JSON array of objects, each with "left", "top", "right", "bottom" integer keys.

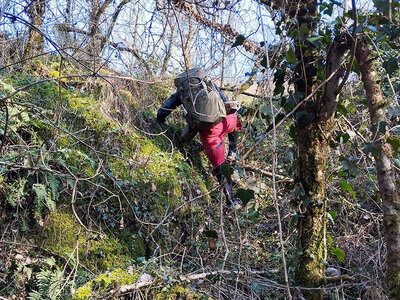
[
  {"left": 72, "top": 268, "right": 140, "bottom": 299},
  {"left": 37, "top": 211, "right": 141, "bottom": 272},
  {"left": 38, "top": 211, "right": 86, "bottom": 255},
  {"left": 85, "top": 236, "right": 135, "bottom": 271}
]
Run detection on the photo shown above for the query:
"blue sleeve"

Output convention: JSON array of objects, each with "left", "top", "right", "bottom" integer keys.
[
  {"left": 214, "top": 84, "right": 229, "bottom": 102},
  {"left": 157, "top": 92, "right": 182, "bottom": 122}
]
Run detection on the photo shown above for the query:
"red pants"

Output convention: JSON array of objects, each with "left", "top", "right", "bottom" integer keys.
[{"left": 199, "top": 114, "right": 238, "bottom": 168}]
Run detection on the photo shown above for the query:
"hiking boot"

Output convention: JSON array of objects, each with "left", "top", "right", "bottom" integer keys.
[
  {"left": 226, "top": 199, "right": 241, "bottom": 210},
  {"left": 223, "top": 199, "right": 242, "bottom": 214}
]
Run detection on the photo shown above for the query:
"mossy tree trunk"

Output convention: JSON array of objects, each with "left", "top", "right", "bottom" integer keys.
[
  {"left": 292, "top": 1, "right": 353, "bottom": 298},
  {"left": 355, "top": 40, "right": 400, "bottom": 299},
  {"left": 23, "top": 0, "right": 46, "bottom": 59}
]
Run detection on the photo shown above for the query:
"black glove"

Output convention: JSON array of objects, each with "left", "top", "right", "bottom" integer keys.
[{"left": 156, "top": 114, "right": 166, "bottom": 124}]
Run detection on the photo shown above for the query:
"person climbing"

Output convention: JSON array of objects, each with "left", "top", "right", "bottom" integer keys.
[{"left": 156, "top": 68, "right": 241, "bottom": 210}]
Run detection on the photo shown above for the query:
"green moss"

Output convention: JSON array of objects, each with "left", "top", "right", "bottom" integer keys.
[
  {"left": 37, "top": 212, "right": 137, "bottom": 272},
  {"left": 117, "top": 230, "right": 146, "bottom": 258},
  {"left": 153, "top": 82, "right": 173, "bottom": 102},
  {"left": 120, "top": 89, "right": 138, "bottom": 107},
  {"left": 66, "top": 92, "right": 116, "bottom": 134},
  {"left": 72, "top": 283, "right": 92, "bottom": 300},
  {"left": 73, "top": 268, "right": 140, "bottom": 299},
  {"left": 86, "top": 236, "right": 134, "bottom": 271},
  {"left": 57, "top": 136, "right": 69, "bottom": 148},
  {"left": 38, "top": 211, "right": 86, "bottom": 255},
  {"left": 106, "top": 129, "right": 209, "bottom": 214},
  {"left": 155, "top": 284, "right": 212, "bottom": 300}
]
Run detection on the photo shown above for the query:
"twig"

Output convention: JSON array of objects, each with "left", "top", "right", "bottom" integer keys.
[
  {"left": 70, "top": 179, "right": 102, "bottom": 236},
  {"left": 257, "top": 3, "right": 291, "bottom": 298},
  {"left": 326, "top": 275, "right": 355, "bottom": 283},
  {"left": 0, "top": 103, "right": 9, "bottom": 155},
  {"left": 0, "top": 74, "right": 101, "bottom": 103},
  {"left": 106, "top": 269, "right": 268, "bottom": 298},
  {"left": 242, "top": 67, "right": 342, "bottom": 161},
  {"left": 336, "top": 0, "right": 358, "bottom": 94},
  {"left": 219, "top": 191, "right": 229, "bottom": 271},
  {"left": 150, "top": 185, "right": 220, "bottom": 236},
  {"left": 233, "top": 161, "right": 294, "bottom": 184}
]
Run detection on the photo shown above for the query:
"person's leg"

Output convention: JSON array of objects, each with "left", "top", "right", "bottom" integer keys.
[
  {"left": 213, "top": 163, "right": 239, "bottom": 208},
  {"left": 199, "top": 114, "right": 240, "bottom": 208},
  {"left": 199, "top": 114, "right": 237, "bottom": 168},
  {"left": 199, "top": 122, "right": 225, "bottom": 169},
  {"left": 227, "top": 119, "right": 241, "bottom": 160}
]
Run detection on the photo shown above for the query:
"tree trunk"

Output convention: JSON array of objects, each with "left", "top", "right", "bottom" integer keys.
[
  {"left": 355, "top": 40, "right": 400, "bottom": 299},
  {"left": 23, "top": 0, "right": 46, "bottom": 58},
  {"left": 293, "top": 1, "right": 352, "bottom": 298}
]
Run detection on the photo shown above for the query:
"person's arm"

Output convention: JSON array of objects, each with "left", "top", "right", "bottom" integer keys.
[{"left": 156, "top": 92, "right": 182, "bottom": 123}]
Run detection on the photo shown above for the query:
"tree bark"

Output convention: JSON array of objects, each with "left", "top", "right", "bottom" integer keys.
[
  {"left": 355, "top": 40, "right": 400, "bottom": 299},
  {"left": 292, "top": 2, "right": 352, "bottom": 299},
  {"left": 23, "top": 0, "right": 46, "bottom": 58}
]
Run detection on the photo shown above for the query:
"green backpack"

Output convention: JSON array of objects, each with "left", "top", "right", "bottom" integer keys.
[{"left": 174, "top": 68, "right": 226, "bottom": 131}]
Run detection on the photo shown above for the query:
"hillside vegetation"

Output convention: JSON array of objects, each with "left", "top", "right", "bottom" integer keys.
[{"left": 0, "top": 54, "right": 396, "bottom": 299}]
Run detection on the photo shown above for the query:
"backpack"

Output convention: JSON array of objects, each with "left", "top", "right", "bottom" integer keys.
[{"left": 174, "top": 68, "right": 226, "bottom": 131}]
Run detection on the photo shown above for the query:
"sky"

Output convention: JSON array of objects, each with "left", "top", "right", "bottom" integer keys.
[{"left": 0, "top": 0, "right": 377, "bottom": 83}]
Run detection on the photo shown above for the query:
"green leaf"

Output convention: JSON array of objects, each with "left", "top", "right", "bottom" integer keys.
[
  {"left": 394, "top": 158, "right": 400, "bottom": 168},
  {"left": 286, "top": 48, "right": 297, "bottom": 65},
  {"left": 331, "top": 247, "right": 346, "bottom": 263},
  {"left": 235, "top": 189, "right": 255, "bottom": 207},
  {"left": 301, "top": 196, "right": 313, "bottom": 210},
  {"left": 327, "top": 234, "right": 333, "bottom": 247},
  {"left": 340, "top": 178, "right": 356, "bottom": 199},
  {"left": 306, "top": 34, "right": 323, "bottom": 43},
  {"left": 300, "top": 23, "right": 309, "bottom": 35},
  {"left": 327, "top": 211, "right": 338, "bottom": 224},
  {"left": 260, "top": 55, "right": 268, "bottom": 68},
  {"left": 221, "top": 164, "right": 233, "bottom": 184},
  {"left": 204, "top": 230, "right": 218, "bottom": 239},
  {"left": 232, "top": 35, "right": 245, "bottom": 48},
  {"left": 373, "top": 0, "right": 390, "bottom": 13},
  {"left": 364, "top": 142, "right": 382, "bottom": 156},
  {"left": 336, "top": 132, "right": 350, "bottom": 144},
  {"left": 387, "top": 136, "right": 400, "bottom": 157}
]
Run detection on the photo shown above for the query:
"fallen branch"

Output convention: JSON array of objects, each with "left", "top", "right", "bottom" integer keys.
[
  {"left": 103, "top": 269, "right": 268, "bottom": 299},
  {"left": 98, "top": 267, "right": 357, "bottom": 299},
  {"left": 326, "top": 275, "right": 355, "bottom": 283},
  {"left": 233, "top": 161, "right": 294, "bottom": 184},
  {"left": 104, "top": 280, "right": 154, "bottom": 298}
]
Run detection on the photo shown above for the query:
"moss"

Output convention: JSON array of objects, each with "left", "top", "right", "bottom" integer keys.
[
  {"left": 57, "top": 136, "right": 69, "bottom": 148},
  {"left": 72, "top": 268, "right": 140, "bottom": 299},
  {"left": 155, "top": 284, "right": 212, "bottom": 300},
  {"left": 66, "top": 92, "right": 116, "bottom": 134},
  {"left": 86, "top": 236, "right": 134, "bottom": 271},
  {"left": 38, "top": 212, "right": 136, "bottom": 272},
  {"left": 119, "top": 89, "right": 138, "bottom": 107},
  {"left": 117, "top": 230, "right": 146, "bottom": 258},
  {"left": 107, "top": 128, "right": 209, "bottom": 214},
  {"left": 38, "top": 211, "right": 86, "bottom": 255},
  {"left": 72, "top": 283, "right": 92, "bottom": 300}
]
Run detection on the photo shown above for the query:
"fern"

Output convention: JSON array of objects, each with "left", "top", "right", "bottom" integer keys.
[
  {"left": 46, "top": 173, "right": 60, "bottom": 202},
  {"left": 28, "top": 267, "right": 65, "bottom": 300},
  {"left": 7, "top": 178, "right": 27, "bottom": 207},
  {"left": 32, "top": 183, "right": 56, "bottom": 218}
]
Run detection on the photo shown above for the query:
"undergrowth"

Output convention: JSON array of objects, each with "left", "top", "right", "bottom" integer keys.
[{"left": 0, "top": 56, "right": 396, "bottom": 299}]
